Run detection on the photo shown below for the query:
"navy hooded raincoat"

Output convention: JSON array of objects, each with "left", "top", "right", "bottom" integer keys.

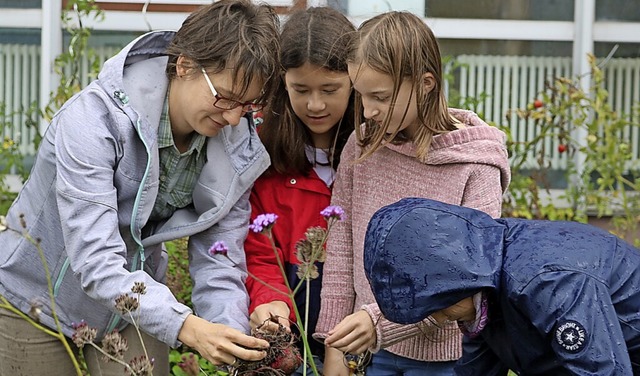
[{"left": 364, "top": 197, "right": 640, "bottom": 375}]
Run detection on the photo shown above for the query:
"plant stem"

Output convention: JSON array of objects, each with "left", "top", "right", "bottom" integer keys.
[
  {"left": 302, "top": 277, "right": 310, "bottom": 376},
  {"left": 0, "top": 299, "right": 83, "bottom": 375},
  {"left": 222, "top": 253, "right": 318, "bottom": 374},
  {"left": 266, "top": 230, "right": 319, "bottom": 375},
  {"left": 0, "top": 295, "right": 59, "bottom": 337},
  {"left": 86, "top": 341, "right": 135, "bottom": 373},
  {"left": 128, "top": 310, "right": 149, "bottom": 361},
  {"left": 25, "top": 231, "right": 84, "bottom": 375},
  {"left": 266, "top": 232, "right": 293, "bottom": 292},
  {"left": 288, "top": 296, "right": 319, "bottom": 375}
]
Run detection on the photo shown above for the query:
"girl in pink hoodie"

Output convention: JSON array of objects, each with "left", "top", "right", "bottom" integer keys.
[{"left": 314, "top": 11, "right": 511, "bottom": 376}]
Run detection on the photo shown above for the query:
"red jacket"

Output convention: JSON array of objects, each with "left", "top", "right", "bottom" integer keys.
[{"left": 245, "top": 169, "right": 331, "bottom": 323}]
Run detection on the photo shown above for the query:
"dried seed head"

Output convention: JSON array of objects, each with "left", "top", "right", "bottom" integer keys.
[
  {"left": 28, "top": 299, "right": 43, "bottom": 322},
  {"left": 296, "top": 263, "right": 319, "bottom": 280},
  {"left": 71, "top": 320, "right": 97, "bottom": 348},
  {"left": 131, "top": 282, "right": 147, "bottom": 295},
  {"left": 115, "top": 294, "right": 139, "bottom": 314},
  {"left": 101, "top": 330, "right": 129, "bottom": 362},
  {"left": 294, "top": 239, "right": 313, "bottom": 263},
  {"left": 126, "top": 355, "right": 154, "bottom": 376},
  {"left": 304, "top": 227, "right": 326, "bottom": 248}
]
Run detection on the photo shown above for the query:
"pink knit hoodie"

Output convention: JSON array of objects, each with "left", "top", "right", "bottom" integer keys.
[{"left": 314, "top": 109, "right": 511, "bottom": 361}]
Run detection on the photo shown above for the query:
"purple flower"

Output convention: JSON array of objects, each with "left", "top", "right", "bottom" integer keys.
[
  {"left": 320, "top": 205, "right": 345, "bottom": 221},
  {"left": 208, "top": 241, "right": 229, "bottom": 257},
  {"left": 249, "top": 213, "right": 278, "bottom": 233}
]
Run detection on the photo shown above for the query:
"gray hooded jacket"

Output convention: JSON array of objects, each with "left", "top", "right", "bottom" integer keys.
[{"left": 0, "top": 31, "right": 269, "bottom": 347}]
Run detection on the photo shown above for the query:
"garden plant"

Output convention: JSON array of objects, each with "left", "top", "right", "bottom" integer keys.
[
  {"left": 2, "top": 1, "right": 640, "bottom": 374},
  {"left": 498, "top": 54, "right": 640, "bottom": 246},
  {"left": 206, "top": 206, "right": 345, "bottom": 376}
]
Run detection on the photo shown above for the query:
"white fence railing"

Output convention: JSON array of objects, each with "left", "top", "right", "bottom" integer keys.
[
  {"left": 0, "top": 44, "right": 40, "bottom": 155},
  {"left": 456, "top": 55, "right": 640, "bottom": 170},
  {"left": 0, "top": 44, "right": 121, "bottom": 155},
  {"left": 2, "top": 44, "right": 640, "bottom": 170}
]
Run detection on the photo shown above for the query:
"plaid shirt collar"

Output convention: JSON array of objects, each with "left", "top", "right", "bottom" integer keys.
[{"left": 157, "top": 95, "right": 206, "bottom": 154}]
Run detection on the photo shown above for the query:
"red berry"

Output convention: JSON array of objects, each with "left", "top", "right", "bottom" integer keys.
[
  {"left": 558, "top": 144, "right": 567, "bottom": 153},
  {"left": 533, "top": 99, "right": 544, "bottom": 108}
]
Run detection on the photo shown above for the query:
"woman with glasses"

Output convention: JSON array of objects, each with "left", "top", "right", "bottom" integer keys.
[{"left": 0, "top": 1, "right": 279, "bottom": 374}]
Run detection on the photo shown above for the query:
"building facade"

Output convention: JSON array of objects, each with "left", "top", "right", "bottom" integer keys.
[{"left": 1, "top": 0, "right": 639, "bottom": 192}]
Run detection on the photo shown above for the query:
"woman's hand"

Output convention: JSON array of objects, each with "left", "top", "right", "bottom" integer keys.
[
  {"left": 322, "top": 346, "right": 351, "bottom": 376},
  {"left": 250, "top": 301, "right": 291, "bottom": 332},
  {"left": 324, "top": 310, "right": 376, "bottom": 354},
  {"left": 178, "top": 314, "right": 269, "bottom": 366}
]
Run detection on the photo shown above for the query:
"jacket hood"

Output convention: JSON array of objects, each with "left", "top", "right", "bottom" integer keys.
[
  {"left": 384, "top": 109, "right": 511, "bottom": 193},
  {"left": 99, "top": 30, "right": 174, "bottom": 91},
  {"left": 97, "top": 31, "right": 175, "bottom": 143},
  {"left": 364, "top": 197, "right": 505, "bottom": 324}
]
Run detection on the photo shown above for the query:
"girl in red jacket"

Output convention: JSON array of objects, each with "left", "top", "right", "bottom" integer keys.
[{"left": 244, "top": 6, "right": 356, "bottom": 374}]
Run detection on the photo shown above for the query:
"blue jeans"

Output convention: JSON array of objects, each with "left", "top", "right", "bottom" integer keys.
[
  {"left": 365, "top": 350, "right": 456, "bottom": 376},
  {"left": 293, "top": 354, "right": 323, "bottom": 376}
]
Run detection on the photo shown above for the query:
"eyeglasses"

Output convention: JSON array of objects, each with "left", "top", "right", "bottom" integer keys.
[{"left": 201, "top": 68, "right": 264, "bottom": 113}]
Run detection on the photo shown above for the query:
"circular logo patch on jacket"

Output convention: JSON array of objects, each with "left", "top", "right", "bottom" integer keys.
[{"left": 555, "top": 320, "right": 587, "bottom": 352}]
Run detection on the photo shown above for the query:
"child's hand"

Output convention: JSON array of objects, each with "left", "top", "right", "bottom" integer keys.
[
  {"left": 322, "top": 346, "right": 352, "bottom": 376},
  {"left": 250, "top": 301, "right": 291, "bottom": 331},
  {"left": 325, "top": 310, "right": 376, "bottom": 354}
]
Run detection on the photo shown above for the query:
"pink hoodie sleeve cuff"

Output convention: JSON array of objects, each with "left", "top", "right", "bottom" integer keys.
[{"left": 362, "top": 304, "right": 383, "bottom": 353}]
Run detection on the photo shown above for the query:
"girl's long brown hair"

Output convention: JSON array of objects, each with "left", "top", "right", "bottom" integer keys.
[{"left": 259, "top": 7, "right": 356, "bottom": 175}]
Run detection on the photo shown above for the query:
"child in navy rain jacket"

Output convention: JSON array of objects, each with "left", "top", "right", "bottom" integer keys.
[{"left": 363, "top": 197, "right": 640, "bottom": 376}]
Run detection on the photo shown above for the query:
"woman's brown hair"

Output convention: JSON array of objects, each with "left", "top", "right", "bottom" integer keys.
[{"left": 165, "top": 0, "right": 280, "bottom": 105}]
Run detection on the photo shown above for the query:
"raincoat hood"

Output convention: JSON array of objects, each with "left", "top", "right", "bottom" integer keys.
[{"left": 364, "top": 197, "right": 505, "bottom": 324}]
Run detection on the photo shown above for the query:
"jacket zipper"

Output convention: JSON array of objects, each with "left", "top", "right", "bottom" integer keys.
[
  {"left": 106, "top": 117, "right": 153, "bottom": 334},
  {"left": 52, "top": 258, "right": 71, "bottom": 297}
]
